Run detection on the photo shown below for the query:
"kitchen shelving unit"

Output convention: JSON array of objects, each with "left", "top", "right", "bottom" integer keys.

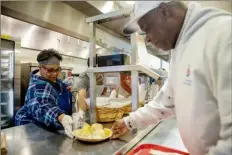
[
  {"left": 86, "top": 9, "right": 164, "bottom": 123},
  {"left": 1, "top": 39, "right": 15, "bottom": 128}
]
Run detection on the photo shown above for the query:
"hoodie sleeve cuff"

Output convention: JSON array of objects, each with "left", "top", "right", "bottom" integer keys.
[{"left": 123, "top": 116, "right": 137, "bottom": 131}]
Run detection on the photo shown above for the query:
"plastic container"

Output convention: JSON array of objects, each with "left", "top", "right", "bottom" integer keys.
[{"left": 126, "top": 144, "right": 189, "bottom": 155}]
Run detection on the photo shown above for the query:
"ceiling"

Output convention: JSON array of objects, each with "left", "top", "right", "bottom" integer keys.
[
  {"left": 1, "top": 14, "right": 122, "bottom": 59},
  {"left": 62, "top": 1, "right": 130, "bottom": 38},
  {"left": 62, "top": 0, "right": 232, "bottom": 61},
  {"left": 3, "top": 1, "right": 229, "bottom": 62},
  {"left": 61, "top": 1, "right": 169, "bottom": 61},
  {"left": 62, "top": 1, "right": 102, "bottom": 17}
]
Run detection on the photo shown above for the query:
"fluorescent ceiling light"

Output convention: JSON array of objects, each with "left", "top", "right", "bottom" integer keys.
[
  {"left": 66, "top": 52, "right": 72, "bottom": 55},
  {"left": 96, "top": 45, "right": 101, "bottom": 49},
  {"left": 2, "top": 50, "right": 13, "bottom": 54},
  {"left": 102, "top": 1, "right": 114, "bottom": 13},
  {"left": 126, "top": 1, "right": 135, "bottom": 5}
]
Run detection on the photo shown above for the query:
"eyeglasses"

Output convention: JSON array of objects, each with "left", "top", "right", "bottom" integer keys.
[{"left": 42, "top": 66, "right": 62, "bottom": 73}]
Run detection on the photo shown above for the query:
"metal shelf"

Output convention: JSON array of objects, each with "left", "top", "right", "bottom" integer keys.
[
  {"left": 1, "top": 66, "right": 9, "bottom": 69},
  {"left": 87, "top": 65, "right": 161, "bottom": 80},
  {"left": 1, "top": 55, "right": 10, "bottom": 59},
  {"left": 86, "top": 8, "right": 132, "bottom": 24},
  {"left": 1, "top": 70, "right": 9, "bottom": 75},
  {"left": 1, "top": 120, "right": 10, "bottom": 128},
  {"left": 1, "top": 38, "right": 16, "bottom": 129},
  {"left": 1, "top": 78, "right": 11, "bottom": 81},
  {"left": 1, "top": 63, "right": 10, "bottom": 67},
  {"left": 1, "top": 120, "right": 7, "bottom": 126},
  {"left": 1, "top": 115, "right": 8, "bottom": 118},
  {"left": 1, "top": 102, "right": 8, "bottom": 106},
  {"left": 86, "top": 9, "right": 166, "bottom": 123},
  {"left": 1, "top": 91, "right": 9, "bottom": 93}
]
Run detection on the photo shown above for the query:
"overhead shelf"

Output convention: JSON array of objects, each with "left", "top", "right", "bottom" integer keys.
[
  {"left": 1, "top": 102, "right": 8, "bottom": 106},
  {"left": 1, "top": 78, "right": 11, "bottom": 81},
  {"left": 1, "top": 115, "right": 8, "bottom": 118},
  {"left": 86, "top": 9, "right": 167, "bottom": 123},
  {"left": 1, "top": 119, "right": 10, "bottom": 128},
  {"left": 1, "top": 66, "right": 9, "bottom": 69},
  {"left": 87, "top": 65, "right": 163, "bottom": 80},
  {"left": 1, "top": 55, "right": 10, "bottom": 59}
]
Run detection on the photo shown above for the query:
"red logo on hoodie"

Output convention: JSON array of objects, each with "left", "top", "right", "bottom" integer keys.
[{"left": 186, "top": 65, "right": 191, "bottom": 77}]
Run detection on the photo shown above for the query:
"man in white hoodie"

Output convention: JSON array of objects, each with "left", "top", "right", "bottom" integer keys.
[{"left": 110, "top": 1, "right": 232, "bottom": 155}]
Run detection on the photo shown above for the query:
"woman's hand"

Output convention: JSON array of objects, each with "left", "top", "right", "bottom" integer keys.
[{"left": 59, "top": 114, "right": 73, "bottom": 138}]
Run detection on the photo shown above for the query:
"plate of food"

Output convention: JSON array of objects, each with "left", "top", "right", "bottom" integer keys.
[{"left": 72, "top": 123, "right": 112, "bottom": 142}]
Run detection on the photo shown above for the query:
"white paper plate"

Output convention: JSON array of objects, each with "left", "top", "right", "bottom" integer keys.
[{"left": 72, "top": 128, "right": 112, "bottom": 143}]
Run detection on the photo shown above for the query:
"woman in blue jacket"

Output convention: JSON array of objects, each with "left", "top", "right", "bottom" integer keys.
[{"left": 15, "top": 49, "right": 84, "bottom": 138}]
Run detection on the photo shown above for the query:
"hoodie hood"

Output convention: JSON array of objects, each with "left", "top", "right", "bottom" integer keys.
[{"left": 175, "top": 2, "right": 231, "bottom": 47}]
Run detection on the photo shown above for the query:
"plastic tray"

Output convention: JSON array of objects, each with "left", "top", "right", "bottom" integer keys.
[{"left": 126, "top": 144, "right": 189, "bottom": 155}]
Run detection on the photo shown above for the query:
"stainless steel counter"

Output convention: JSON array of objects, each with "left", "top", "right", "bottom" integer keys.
[
  {"left": 2, "top": 123, "right": 126, "bottom": 155},
  {"left": 2, "top": 118, "right": 187, "bottom": 155},
  {"left": 114, "top": 117, "right": 188, "bottom": 154},
  {"left": 135, "top": 118, "right": 188, "bottom": 152},
  {"left": 2, "top": 122, "right": 152, "bottom": 155}
]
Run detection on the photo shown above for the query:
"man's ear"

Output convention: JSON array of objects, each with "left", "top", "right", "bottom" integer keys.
[{"left": 159, "top": 3, "right": 170, "bottom": 18}]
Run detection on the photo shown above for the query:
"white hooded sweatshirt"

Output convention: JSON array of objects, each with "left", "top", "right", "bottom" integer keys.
[{"left": 124, "top": 2, "right": 232, "bottom": 155}]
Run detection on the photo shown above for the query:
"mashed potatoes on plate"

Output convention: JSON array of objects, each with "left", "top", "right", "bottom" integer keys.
[{"left": 72, "top": 123, "right": 112, "bottom": 140}]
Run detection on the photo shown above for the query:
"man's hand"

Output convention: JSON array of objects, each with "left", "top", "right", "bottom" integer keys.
[
  {"left": 67, "top": 86, "right": 72, "bottom": 92},
  {"left": 78, "top": 97, "right": 87, "bottom": 111},
  {"left": 109, "top": 87, "right": 120, "bottom": 99},
  {"left": 59, "top": 114, "right": 73, "bottom": 138},
  {"left": 115, "top": 87, "right": 120, "bottom": 98},
  {"left": 77, "top": 89, "right": 88, "bottom": 111},
  {"left": 110, "top": 119, "right": 129, "bottom": 139}
]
